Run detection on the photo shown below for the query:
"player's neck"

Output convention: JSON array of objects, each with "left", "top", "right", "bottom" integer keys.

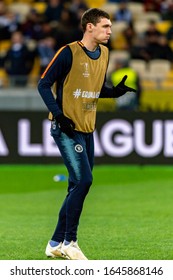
[{"left": 80, "top": 37, "right": 98, "bottom": 52}]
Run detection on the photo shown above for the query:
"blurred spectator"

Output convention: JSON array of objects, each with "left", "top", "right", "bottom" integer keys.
[
  {"left": 109, "top": 58, "right": 142, "bottom": 110},
  {"left": 144, "top": 0, "right": 162, "bottom": 12},
  {"left": 70, "top": 0, "right": 89, "bottom": 13},
  {"left": 0, "top": 1, "right": 21, "bottom": 40},
  {"left": 69, "top": 0, "right": 88, "bottom": 25},
  {"left": 20, "top": 9, "right": 44, "bottom": 41},
  {"left": 166, "top": 20, "right": 173, "bottom": 41},
  {"left": 3, "top": 31, "right": 36, "bottom": 87},
  {"left": 37, "top": 36, "right": 56, "bottom": 74},
  {"left": 122, "top": 21, "right": 137, "bottom": 50},
  {"left": 54, "top": 8, "right": 83, "bottom": 49},
  {"left": 38, "top": 20, "right": 58, "bottom": 41},
  {"left": 130, "top": 37, "right": 151, "bottom": 62},
  {"left": 161, "top": 2, "right": 173, "bottom": 20},
  {"left": 131, "top": 22, "right": 173, "bottom": 62},
  {"left": 144, "top": 20, "right": 161, "bottom": 42},
  {"left": 113, "top": 1, "right": 132, "bottom": 23},
  {"left": 131, "top": 22, "right": 167, "bottom": 62},
  {"left": 160, "top": 0, "right": 170, "bottom": 15},
  {"left": 44, "top": 0, "right": 64, "bottom": 23},
  {"left": 143, "top": 19, "right": 161, "bottom": 60},
  {"left": 150, "top": 35, "right": 173, "bottom": 61}
]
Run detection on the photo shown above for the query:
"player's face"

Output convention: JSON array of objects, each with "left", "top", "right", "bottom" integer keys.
[{"left": 91, "top": 18, "right": 112, "bottom": 44}]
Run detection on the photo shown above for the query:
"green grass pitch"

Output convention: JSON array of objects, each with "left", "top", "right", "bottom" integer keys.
[{"left": 0, "top": 164, "right": 173, "bottom": 260}]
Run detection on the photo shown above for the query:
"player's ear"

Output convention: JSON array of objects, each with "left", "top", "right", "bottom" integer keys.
[{"left": 87, "top": 23, "right": 94, "bottom": 32}]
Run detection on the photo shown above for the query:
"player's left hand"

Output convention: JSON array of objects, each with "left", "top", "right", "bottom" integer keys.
[{"left": 113, "top": 75, "right": 136, "bottom": 98}]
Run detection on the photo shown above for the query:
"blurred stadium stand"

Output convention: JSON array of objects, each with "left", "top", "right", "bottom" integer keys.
[{"left": 1, "top": 0, "right": 173, "bottom": 112}]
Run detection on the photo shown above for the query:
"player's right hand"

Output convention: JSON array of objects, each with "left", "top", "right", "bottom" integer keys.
[{"left": 55, "top": 114, "right": 75, "bottom": 138}]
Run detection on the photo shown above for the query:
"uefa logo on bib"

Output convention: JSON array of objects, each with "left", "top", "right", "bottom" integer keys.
[{"left": 75, "top": 144, "right": 83, "bottom": 153}]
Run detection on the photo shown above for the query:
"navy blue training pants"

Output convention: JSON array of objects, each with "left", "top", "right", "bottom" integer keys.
[{"left": 50, "top": 120, "right": 94, "bottom": 242}]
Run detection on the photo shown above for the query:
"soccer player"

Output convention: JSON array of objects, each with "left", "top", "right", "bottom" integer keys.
[{"left": 38, "top": 8, "right": 136, "bottom": 260}]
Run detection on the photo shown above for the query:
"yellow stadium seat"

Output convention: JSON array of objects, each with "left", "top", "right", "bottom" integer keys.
[
  {"left": 0, "top": 40, "right": 11, "bottom": 56},
  {"left": 141, "top": 79, "right": 157, "bottom": 90},
  {"left": 169, "top": 40, "right": 173, "bottom": 50},
  {"left": 32, "top": 2, "right": 47, "bottom": 14},
  {"left": 148, "top": 59, "right": 172, "bottom": 80},
  {"left": 8, "top": 3, "right": 31, "bottom": 23},
  {"left": 0, "top": 68, "right": 9, "bottom": 88},
  {"left": 128, "top": 2, "right": 144, "bottom": 20},
  {"left": 140, "top": 89, "right": 173, "bottom": 111},
  {"left": 109, "top": 50, "right": 130, "bottom": 62},
  {"left": 156, "top": 20, "right": 171, "bottom": 34},
  {"left": 100, "top": 2, "right": 118, "bottom": 19},
  {"left": 28, "top": 57, "right": 41, "bottom": 87},
  {"left": 161, "top": 70, "right": 173, "bottom": 89},
  {"left": 134, "top": 20, "right": 150, "bottom": 35},
  {"left": 85, "top": 0, "right": 106, "bottom": 8},
  {"left": 129, "top": 59, "right": 148, "bottom": 79},
  {"left": 110, "top": 21, "right": 128, "bottom": 49},
  {"left": 139, "top": 11, "right": 161, "bottom": 22}
]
